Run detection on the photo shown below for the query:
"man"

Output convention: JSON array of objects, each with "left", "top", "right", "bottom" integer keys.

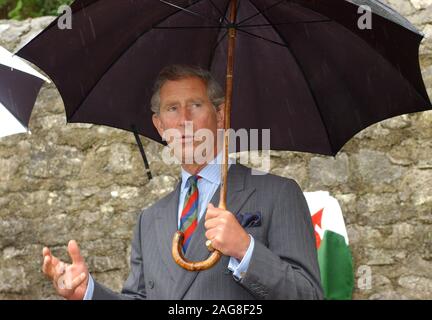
[{"left": 41, "top": 65, "right": 323, "bottom": 299}]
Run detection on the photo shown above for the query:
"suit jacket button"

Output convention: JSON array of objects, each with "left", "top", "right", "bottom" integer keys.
[{"left": 148, "top": 280, "right": 154, "bottom": 289}]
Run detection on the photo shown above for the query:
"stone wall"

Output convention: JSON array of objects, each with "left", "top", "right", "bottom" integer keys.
[{"left": 0, "top": 0, "right": 431, "bottom": 299}]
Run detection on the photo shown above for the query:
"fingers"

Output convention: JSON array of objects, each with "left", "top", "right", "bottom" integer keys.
[
  {"left": 55, "top": 261, "right": 67, "bottom": 276},
  {"left": 42, "top": 247, "right": 61, "bottom": 279},
  {"left": 43, "top": 255, "right": 63, "bottom": 280},
  {"left": 42, "top": 247, "right": 51, "bottom": 257},
  {"left": 57, "top": 272, "right": 87, "bottom": 291},
  {"left": 204, "top": 204, "right": 220, "bottom": 244},
  {"left": 205, "top": 228, "right": 218, "bottom": 241},
  {"left": 68, "top": 240, "right": 83, "bottom": 265},
  {"left": 204, "top": 217, "right": 220, "bottom": 230},
  {"left": 71, "top": 272, "right": 87, "bottom": 289},
  {"left": 205, "top": 229, "right": 223, "bottom": 253},
  {"left": 205, "top": 204, "right": 232, "bottom": 229},
  {"left": 42, "top": 254, "right": 51, "bottom": 276},
  {"left": 43, "top": 247, "right": 60, "bottom": 266},
  {"left": 205, "top": 203, "right": 224, "bottom": 220}
]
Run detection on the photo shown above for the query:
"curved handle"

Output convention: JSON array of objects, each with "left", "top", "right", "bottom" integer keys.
[{"left": 171, "top": 231, "right": 222, "bottom": 271}]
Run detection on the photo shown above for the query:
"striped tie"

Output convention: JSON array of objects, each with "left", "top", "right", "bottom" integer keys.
[{"left": 179, "top": 175, "right": 201, "bottom": 253}]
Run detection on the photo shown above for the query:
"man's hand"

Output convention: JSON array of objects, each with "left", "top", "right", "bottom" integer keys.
[
  {"left": 204, "top": 203, "right": 251, "bottom": 261},
  {"left": 42, "top": 240, "right": 89, "bottom": 300}
]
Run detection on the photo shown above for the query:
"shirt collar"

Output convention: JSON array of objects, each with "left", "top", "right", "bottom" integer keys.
[{"left": 180, "top": 152, "right": 235, "bottom": 190}]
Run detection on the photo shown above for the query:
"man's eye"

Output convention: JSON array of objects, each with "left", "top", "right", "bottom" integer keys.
[
  {"left": 167, "top": 105, "right": 178, "bottom": 111},
  {"left": 191, "top": 103, "right": 202, "bottom": 108}
]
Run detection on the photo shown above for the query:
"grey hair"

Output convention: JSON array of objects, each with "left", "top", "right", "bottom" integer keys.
[{"left": 150, "top": 64, "right": 225, "bottom": 114}]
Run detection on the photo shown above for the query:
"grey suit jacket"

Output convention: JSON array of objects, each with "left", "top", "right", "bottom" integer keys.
[{"left": 92, "top": 164, "right": 323, "bottom": 299}]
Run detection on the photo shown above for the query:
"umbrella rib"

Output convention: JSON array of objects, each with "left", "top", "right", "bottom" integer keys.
[
  {"left": 206, "top": 0, "right": 231, "bottom": 71},
  {"left": 236, "top": 28, "right": 288, "bottom": 48},
  {"left": 246, "top": 0, "right": 335, "bottom": 153},
  {"left": 237, "top": 0, "right": 286, "bottom": 26},
  {"left": 207, "top": 0, "right": 230, "bottom": 24},
  {"left": 153, "top": 25, "right": 222, "bottom": 29},
  {"left": 152, "top": 20, "right": 332, "bottom": 30},
  {"left": 132, "top": 125, "right": 153, "bottom": 181},
  {"left": 236, "top": 19, "right": 332, "bottom": 28},
  {"left": 212, "top": 30, "right": 229, "bottom": 51},
  {"left": 159, "top": 0, "right": 221, "bottom": 25}
]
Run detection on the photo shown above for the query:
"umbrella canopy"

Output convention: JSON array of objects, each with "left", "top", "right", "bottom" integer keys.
[
  {"left": 0, "top": 45, "right": 50, "bottom": 138},
  {"left": 16, "top": 0, "right": 431, "bottom": 155}
]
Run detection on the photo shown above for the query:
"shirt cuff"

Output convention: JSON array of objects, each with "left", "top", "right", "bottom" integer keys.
[
  {"left": 227, "top": 235, "right": 255, "bottom": 280},
  {"left": 83, "top": 274, "right": 94, "bottom": 300}
]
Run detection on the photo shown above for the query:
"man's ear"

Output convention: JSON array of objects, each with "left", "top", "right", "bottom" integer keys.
[
  {"left": 216, "top": 103, "right": 225, "bottom": 129},
  {"left": 152, "top": 114, "right": 165, "bottom": 139}
]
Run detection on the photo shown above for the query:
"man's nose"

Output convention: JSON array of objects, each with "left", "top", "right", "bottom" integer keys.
[{"left": 177, "top": 106, "right": 192, "bottom": 125}]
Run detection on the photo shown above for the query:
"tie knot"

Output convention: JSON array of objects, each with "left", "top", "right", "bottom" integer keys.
[{"left": 188, "top": 175, "right": 201, "bottom": 187}]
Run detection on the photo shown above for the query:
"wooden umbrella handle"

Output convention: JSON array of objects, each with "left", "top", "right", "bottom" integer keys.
[
  {"left": 171, "top": 231, "right": 222, "bottom": 271},
  {"left": 171, "top": 0, "right": 238, "bottom": 271}
]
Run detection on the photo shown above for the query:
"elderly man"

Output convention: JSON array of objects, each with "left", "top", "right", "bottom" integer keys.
[{"left": 41, "top": 64, "right": 323, "bottom": 300}]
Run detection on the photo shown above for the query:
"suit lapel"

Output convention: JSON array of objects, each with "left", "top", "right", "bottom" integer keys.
[
  {"left": 154, "top": 182, "right": 184, "bottom": 282},
  {"left": 171, "top": 164, "right": 256, "bottom": 299}
]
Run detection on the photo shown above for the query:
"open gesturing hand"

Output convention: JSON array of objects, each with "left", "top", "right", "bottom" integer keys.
[{"left": 42, "top": 240, "right": 89, "bottom": 300}]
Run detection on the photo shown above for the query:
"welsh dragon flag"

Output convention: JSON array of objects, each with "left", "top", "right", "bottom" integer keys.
[{"left": 303, "top": 191, "right": 354, "bottom": 300}]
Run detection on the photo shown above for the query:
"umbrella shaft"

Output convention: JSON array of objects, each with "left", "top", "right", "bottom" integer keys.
[{"left": 219, "top": 0, "right": 238, "bottom": 210}]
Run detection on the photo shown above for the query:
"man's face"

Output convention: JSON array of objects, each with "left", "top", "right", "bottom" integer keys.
[{"left": 152, "top": 76, "right": 224, "bottom": 164}]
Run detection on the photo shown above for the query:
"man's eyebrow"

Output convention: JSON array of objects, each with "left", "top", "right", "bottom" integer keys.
[
  {"left": 161, "top": 99, "right": 179, "bottom": 107},
  {"left": 161, "top": 97, "right": 205, "bottom": 107},
  {"left": 186, "top": 98, "right": 204, "bottom": 103}
]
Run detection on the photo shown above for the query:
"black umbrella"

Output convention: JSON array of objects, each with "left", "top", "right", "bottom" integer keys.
[
  {"left": 17, "top": 0, "right": 431, "bottom": 153},
  {"left": 17, "top": 0, "right": 431, "bottom": 270}
]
